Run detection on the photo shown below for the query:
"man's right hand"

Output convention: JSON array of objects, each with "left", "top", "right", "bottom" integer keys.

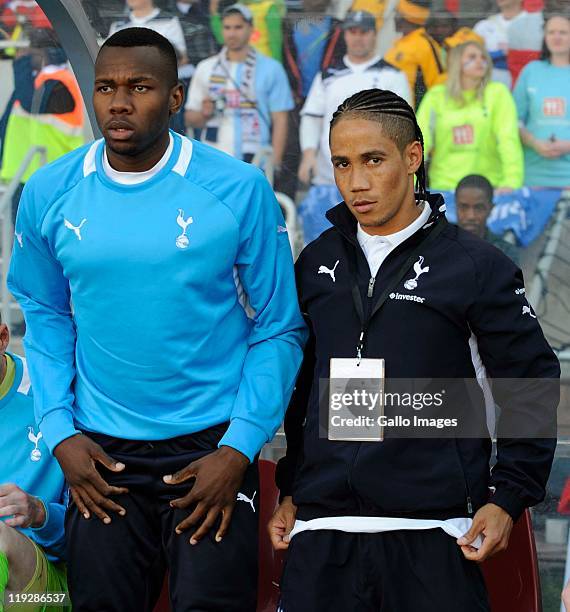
[
  {"left": 202, "top": 98, "right": 215, "bottom": 120},
  {"left": 298, "top": 150, "right": 317, "bottom": 185},
  {"left": 53, "top": 434, "right": 128, "bottom": 524},
  {"left": 268, "top": 496, "right": 297, "bottom": 550}
]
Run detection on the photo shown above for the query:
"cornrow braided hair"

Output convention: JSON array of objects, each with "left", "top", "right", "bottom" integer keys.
[{"left": 330, "top": 88, "right": 428, "bottom": 198}]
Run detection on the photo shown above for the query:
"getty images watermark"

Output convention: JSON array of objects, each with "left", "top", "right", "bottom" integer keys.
[
  {"left": 318, "top": 378, "right": 559, "bottom": 441},
  {"left": 330, "top": 388, "right": 456, "bottom": 432}
]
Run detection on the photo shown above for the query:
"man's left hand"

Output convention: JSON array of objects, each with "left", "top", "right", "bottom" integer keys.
[
  {"left": 457, "top": 503, "right": 513, "bottom": 562},
  {"left": 163, "top": 446, "right": 249, "bottom": 545},
  {"left": 0, "top": 483, "right": 46, "bottom": 528}
]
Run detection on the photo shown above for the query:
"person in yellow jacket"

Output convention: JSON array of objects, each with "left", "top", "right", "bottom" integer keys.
[
  {"left": 384, "top": 0, "right": 483, "bottom": 106},
  {"left": 417, "top": 40, "right": 524, "bottom": 192},
  {"left": 0, "top": 34, "right": 84, "bottom": 223},
  {"left": 384, "top": 0, "right": 445, "bottom": 103}
]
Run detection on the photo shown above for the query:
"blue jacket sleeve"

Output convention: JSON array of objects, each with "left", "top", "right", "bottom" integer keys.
[
  {"left": 31, "top": 487, "right": 68, "bottom": 560},
  {"left": 218, "top": 172, "right": 307, "bottom": 461},
  {"left": 7, "top": 178, "right": 80, "bottom": 454}
]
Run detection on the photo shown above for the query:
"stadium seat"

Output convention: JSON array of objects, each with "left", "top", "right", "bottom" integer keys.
[
  {"left": 558, "top": 476, "right": 570, "bottom": 514},
  {"left": 152, "top": 574, "right": 169, "bottom": 612},
  {"left": 257, "top": 459, "right": 286, "bottom": 612},
  {"left": 480, "top": 509, "right": 541, "bottom": 612}
]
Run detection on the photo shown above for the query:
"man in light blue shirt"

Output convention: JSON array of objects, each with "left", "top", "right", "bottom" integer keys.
[
  {"left": 8, "top": 27, "right": 306, "bottom": 611},
  {"left": 0, "top": 320, "right": 68, "bottom": 611},
  {"left": 185, "top": 4, "right": 294, "bottom": 168}
]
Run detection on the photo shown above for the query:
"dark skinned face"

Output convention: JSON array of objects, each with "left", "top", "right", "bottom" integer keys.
[
  {"left": 428, "top": 19, "right": 456, "bottom": 44},
  {"left": 455, "top": 186, "right": 492, "bottom": 239},
  {"left": 93, "top": 46, "right": 184, "bottom": 172}
]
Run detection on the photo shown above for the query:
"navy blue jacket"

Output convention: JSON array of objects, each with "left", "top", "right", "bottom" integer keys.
[{"left": 276, "top": 193, "right": 559, "bottom": 522}]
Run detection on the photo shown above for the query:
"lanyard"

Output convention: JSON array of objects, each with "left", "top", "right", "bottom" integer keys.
[
  {"left": 213, "top": 51, "right": 271, "bottom": 131},
  {"left": 346, "top": 219, "right": 447, "bottom": 362}
]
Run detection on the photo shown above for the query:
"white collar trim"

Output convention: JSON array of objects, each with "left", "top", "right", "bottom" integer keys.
[{"left": 357, "top": 202, "right": 431, "bottom": 247}]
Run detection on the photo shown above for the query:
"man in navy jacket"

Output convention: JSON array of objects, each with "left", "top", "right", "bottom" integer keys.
[{"left": 269, "top": 88, "right": 559, "bottom": 612}]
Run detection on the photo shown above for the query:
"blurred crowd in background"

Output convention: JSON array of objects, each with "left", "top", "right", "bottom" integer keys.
[
  {"left": 1, "top": 0, "right": 570, "bottom": 253},
  {"left": 0, "top": 1, "right": 569, "bottom": 226}
]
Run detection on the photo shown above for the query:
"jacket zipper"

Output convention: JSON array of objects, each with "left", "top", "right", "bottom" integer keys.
[
  {"left": 348, "top": 273, "right": 377, "bottom": 512},
  {"left": 367, "top": 277, "right": 376, "bottom": 298},
  {"left": 454, "top": 439, "right": 473, "bottom": 515},
  {"left": 362, "top": 272, "right": 475, "bottom": 517}
]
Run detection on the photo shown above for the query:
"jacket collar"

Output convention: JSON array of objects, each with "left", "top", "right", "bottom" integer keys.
[{"left": 325, "top": 191, "right": 447, "bottom": 245}]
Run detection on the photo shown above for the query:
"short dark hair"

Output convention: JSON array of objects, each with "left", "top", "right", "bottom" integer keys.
[
  {"left": 100, "top": 27, "right": 178, "bottom": 86},
  {"left": 330, "top": 88, "right": 428, "bottom": 197},
  {"left": 455, "top": 174, "right": 494, "bottom": 203}
]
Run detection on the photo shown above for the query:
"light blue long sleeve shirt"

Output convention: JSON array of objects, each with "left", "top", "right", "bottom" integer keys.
[
  {"left": 0, "top": 354, "right": 66, "bottom": 562},
  {"left": 8, "top": 132, "right": 307, "bottom": 462}
]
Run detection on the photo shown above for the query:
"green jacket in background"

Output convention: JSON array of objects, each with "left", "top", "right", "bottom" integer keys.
[
  {"left": 0, "top": 64, "right": 84, "bottom": 185},
  {"left": 417, "top": 81, "right": 524, "bottom": 191}
]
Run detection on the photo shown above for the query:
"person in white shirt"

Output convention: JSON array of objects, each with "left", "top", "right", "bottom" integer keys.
[
  {"left": 185, "top": 4, "right": 293, "bottom": 166},
  {"left": 297, "top": 10, "right": 411, "bottom": 243},
  {"left": 108, "top": 0, "right": 188, "bottom": 62},
  {"left": 329, "top": 0, "right": 400, "bottom": 57},
  {"left": 473, "top": 0, "right": 543, "bottom": 88}
]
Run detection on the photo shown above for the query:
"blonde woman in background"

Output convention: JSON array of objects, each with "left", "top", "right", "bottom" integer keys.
[{"left": 416, "top": 40, "right": 523, "bottom": 192}]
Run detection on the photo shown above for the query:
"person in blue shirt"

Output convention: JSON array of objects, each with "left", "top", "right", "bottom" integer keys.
[
  {"left": 280, "top": 0, "right": 344, "bottom": 198},
  {"left": 283, "top": 0, "right": 344, "bottom": 104},
  {"left": 513, "top": 14, "right": 570, "bottom": 188},
  {"left": 0, "top": 321, "right": 68, "bottom": 612},
  {"left": 184, "top": 4, "right": 294, "bottom": 169},
  {"left": 8, "top": 27, "right": 306, "bottom": 611}
]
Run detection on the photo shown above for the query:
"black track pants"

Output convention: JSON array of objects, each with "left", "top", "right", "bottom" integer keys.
[
  {"left": 65, "top": 426, "right": 258, "bottom": 612},
  {"left": 278, "top": 528, "right": 490, "bottom": 612}
]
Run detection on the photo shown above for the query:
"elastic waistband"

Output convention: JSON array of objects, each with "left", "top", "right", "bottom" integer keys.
[
  {"left": 289, "top": 516, "right": 482, "bottom": 549},
  {"left": 80, "top": 421, "right": 230, "bottom": 455}
]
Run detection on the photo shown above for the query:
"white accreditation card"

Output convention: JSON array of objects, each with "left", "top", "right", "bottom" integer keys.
[{"left": 328, "top": 358, "right": 385, "bottom": 442}]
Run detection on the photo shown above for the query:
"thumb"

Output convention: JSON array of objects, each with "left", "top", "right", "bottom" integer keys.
[
  {"left": 284, "top": 508, "right": 296, "bottom": 536},
  {"left": 93, "top": 447, "right": 125, "bottom": 472},
  {"left": 283, "top": 512, "right": 297, "bottom": 543},
  {"left": 457, "top": 521, "right": 481, "bottom": 546}
]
